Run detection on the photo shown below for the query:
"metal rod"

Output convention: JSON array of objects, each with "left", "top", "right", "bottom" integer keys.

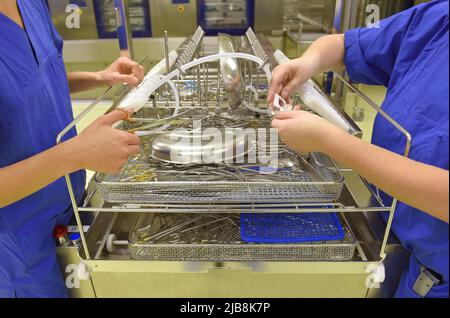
[
  {"left": 56, "top": 88, "right": 116, "bottom": 261},
  {"left": 332, "top": 72, "right": 412, "bottom": 260},
  {"left": 249, "top": 59, "right": 253, "bottom": 88},
  {"left": 63, "top": 175, "right": 91, "bottom": 260},
  {"left": 379, "top": 200, "right": 398, "bottom": 261},
  {"left": 205, "top": 62, "right": 209, "bottom": 102},
  {"left": 57, "top": 89, "right": 113, "bottom": 143},
  {"left": 164, "top": 31, "right": 170, "bottom": 74},
  {"left": 177, "top": 73, "right": 181, "bottom": 102},
  {"left": 94, "top": 213, "right": 119, "bottom": 260},
  {"left": 216, "top": 62, "right": 221, "bottom": 106},
  {"left": 197, "top": 52, "right": 202, "bottom": 105},
  {"left": 296, "top": 22, "right": 303, "bottom": 57},
  {"left": 79, "top": 206, "right": 391, "bottom": 214},
  {"left": 164, "top": 31, "right": 171, "bottom": 107},
  {"left": 333, "top": 73, "right": 412, "bottom": 157},
  {"left": 203, "top": 42, "right": 208, "bottom": 103},
  {"left": 334, "top": 0, "right": 359, "bottom": 104},
  {"left": 255, "top": 65, "right": 260, "bottom": 107},
  {"left": 115, "top": 0, "right": 134, "bottom": 60},
  {"left": 244, "top": 59, "right": 248, "bottom": 87}
]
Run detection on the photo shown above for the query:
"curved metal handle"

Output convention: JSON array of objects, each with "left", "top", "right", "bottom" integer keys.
[{"left": 332, "top": 72, "right": 412, "bottom": 261}]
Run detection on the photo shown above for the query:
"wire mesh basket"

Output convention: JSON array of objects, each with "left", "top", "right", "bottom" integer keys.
[
  {"left": 93, "top": 30, "right": 345, "bottom": 205},
  {"left": 129, "top": 213, "right": 357, "bottom": 261},
  {"left": 95, "top": 147, "right": 345, "bottom": 204},
  {"left": 240, "top": 212, "right": 345, "bottom": 243}
]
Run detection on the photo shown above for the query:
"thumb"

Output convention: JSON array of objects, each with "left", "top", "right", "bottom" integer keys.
[
  {"left": 280, "top": 77, "right": 304, "bottom": 100},
  {"left": 101, "top": 109, "right": 129, "bottom": 126},
  {"left": 271, "top": 118, "right": 281, "bottom": 129}
]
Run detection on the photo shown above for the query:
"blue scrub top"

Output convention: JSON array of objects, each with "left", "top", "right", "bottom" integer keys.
[
  {"left": 345, "top": 0, "right": 449, "bottom": 297},
  {"left": 0, "top": 0, "right": 86, "bottom": 297},
  {"left": 0, "top": 1, "right": 85, "bottom": 235}
]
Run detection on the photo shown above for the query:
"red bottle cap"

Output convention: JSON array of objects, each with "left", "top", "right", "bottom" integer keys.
[{"left": 53, "top": 225, "right": 69, "bottom": 239}]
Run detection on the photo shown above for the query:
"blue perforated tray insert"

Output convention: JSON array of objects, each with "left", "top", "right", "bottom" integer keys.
[{"left": 240, "top": 213, "right": 345, "bottom": 243}]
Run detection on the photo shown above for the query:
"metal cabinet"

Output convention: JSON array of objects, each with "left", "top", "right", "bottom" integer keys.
[{"left": 198, "top": 0, "right": 255, "bottom": 35}]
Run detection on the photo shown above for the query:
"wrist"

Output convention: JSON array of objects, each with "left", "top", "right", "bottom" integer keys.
[
  {"left": 95, "top": 70, "right": 109, "bottom": 87},
  {"left": 57, "top": 138, "right": 85, "bottom": 173},
  {"left": 318, "top": 123, "right": 344, "bottom": 155}
]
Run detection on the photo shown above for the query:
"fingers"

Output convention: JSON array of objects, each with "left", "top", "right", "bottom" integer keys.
[
  {"left": 127, "top": 145, "right": 141, "bottom": 155},
  {"left": 132, "top": 64, "right": 145, "bottom": 84},
  {"left": 98, "top": 109, "right": 141, "bottom": 142},
  {"left": 116, "top": 56, "right": 138, "bottom": 69},
  {"left": 116, "top": 57, "right": 144, "bottom": 86},
  {"left": 119, "top": 131, "right": 141, "bottom": 145},
  {"left": 272, "top": 108, "right": 302, "bottom": 129},
  {"left": 274, "top": 110, "right": 300, "bottom": 120},
  {"left": 268, "top": 62, "right": 307, "bottom": 103},
  {"left": 115, "top": 108, "right": 131, "bottom": 121},
  {"left": 267, "top": 67, "right": 288, "bottom": 104},
  {"left": 112, "top": 72, "right": 140, "bottom": 87},
  {"left": 271, "top": 118, "right": 291, "bottom": 134},
  {"left": 101, "top": 109, "right": 130, "bottom": 125},
  {"left": 128, "top": 61, "right": 144, "bottom": 85},
  {"left": 280, "top": 78, "right": 302, "bottom": 100},
  {"left": 271, "top": 118, "right": 282, "bottom": 129},
  {"left": 267, "top": 83, "right": 279, "bottom": 106}
]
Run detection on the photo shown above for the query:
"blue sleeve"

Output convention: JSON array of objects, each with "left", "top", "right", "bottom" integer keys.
[{"left": 344, "top": 0, "right": 449, "bottom": 87}]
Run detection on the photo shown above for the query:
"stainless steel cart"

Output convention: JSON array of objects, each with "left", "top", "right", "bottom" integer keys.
[{"left": 56, "top": 28, "right": 411, "bottom": 298}]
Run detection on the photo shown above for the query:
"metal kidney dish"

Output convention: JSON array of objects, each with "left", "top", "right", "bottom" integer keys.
[{"left": 149, "top": 128, "right": 255, "bottom": 164}]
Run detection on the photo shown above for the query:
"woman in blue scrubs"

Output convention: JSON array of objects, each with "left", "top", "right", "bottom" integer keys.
[
  {"left": 0, "top": 0, "right": 144, "bottom": 297},
  {"left": 269, "top": 0, "right": 449, "bottom": 298}
]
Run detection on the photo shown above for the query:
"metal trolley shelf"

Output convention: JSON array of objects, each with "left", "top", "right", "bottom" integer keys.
[{"left": 129, "top": 213, "right": 357, "bottom": 262}]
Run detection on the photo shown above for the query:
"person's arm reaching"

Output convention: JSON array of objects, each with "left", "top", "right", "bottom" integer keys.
[
  {"left": 68, "top": 56, "right": 144, "bottom": 94},
  {"left": 268, "top": 6, "right": 449, "bottom": 223},
  {"left": 0, "top": 110, "right": 140, "bottom": 208},
  {"left": 272, "top": 111, "right": 449, "bottom": 223},
  {"left": 268, "top": 34, "right": 345, "bottom": 104},
  {"left": 267, "top": 0, "right": 426, "bottom": 103}
]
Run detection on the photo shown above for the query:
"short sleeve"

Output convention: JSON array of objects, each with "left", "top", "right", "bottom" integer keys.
[
  {"left": 344, "top": 0, "right": 449, "bottom": 87},
  {"left": 344, "top": 9, "right": 415, "bottom": 86}
]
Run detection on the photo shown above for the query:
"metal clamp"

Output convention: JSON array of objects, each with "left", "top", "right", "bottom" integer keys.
[
  {"left": 413, "top": 266, "right": 441, "bottom": 297},
  {"left": 365, "top": 263, "right": 386, "bottom": 289},
  {"left": 77, "top": 261, "right": 91, "bottom": 281}
]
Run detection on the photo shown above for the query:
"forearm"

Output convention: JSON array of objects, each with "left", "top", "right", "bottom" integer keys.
[
  {"left": 300, "top": 34, "right": 346, "bottom": 76},
  {"left": 0, "top": 141, "right": 81, "bottom": 208},
  {"left": 323, "top": 130, "right": 449, "bottom": 223},
  {"left": 67, "top": 72, "right": 106, "bottom": 94}
]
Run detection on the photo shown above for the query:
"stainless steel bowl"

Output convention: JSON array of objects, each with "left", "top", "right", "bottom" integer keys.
[{"left": 149, "top": 128, "right": 254, "bottom": 164}]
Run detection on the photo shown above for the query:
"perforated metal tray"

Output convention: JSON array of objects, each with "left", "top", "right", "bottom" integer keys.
[
  {"left": 95, "top": 148, "right": 345, "bottom": 204},
  {"left": 129, "top": 213, "right": 357, "bottom": 261}
]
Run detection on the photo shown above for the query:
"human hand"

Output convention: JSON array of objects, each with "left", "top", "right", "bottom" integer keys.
[
  {"left": 271, "top": 108, "right": 340, "bottom": 154},
  {"left": 70, "top": 110, "right": 141, "bottom": 174},
  {"left": 267, "top": 58, "right": 317, "bottom": 105},
  {"left": 98, "top": 56, "right": 145, "bottom": 88}
]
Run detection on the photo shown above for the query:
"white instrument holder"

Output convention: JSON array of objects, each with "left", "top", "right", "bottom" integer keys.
[{"left": 271, "top": 93, "right": 294, "bottom": 116}]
